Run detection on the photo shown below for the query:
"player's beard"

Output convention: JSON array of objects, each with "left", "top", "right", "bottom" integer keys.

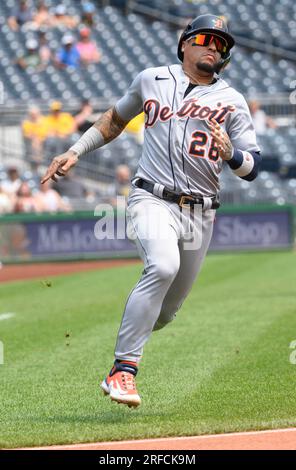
[{"left": 196, "top": 60, "right": 218, "bottom": 74}]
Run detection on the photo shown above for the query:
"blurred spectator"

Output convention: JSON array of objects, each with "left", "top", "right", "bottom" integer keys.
[
  {"left": 114, "top": 165, "right": 131, "bottom": 197},
  {"left": 249, "top": 100, "right": 277, "bottom": 135},
  {"left": 81, "top": 2, "right": 96, "bottom": 28},
  {"left": 52, "top": 171, "right": 88, "bottom": 200},
  {"left": 16, "top": 39, "right": 41, "bottom": 70},
  {"left": 38, "top": 29, "right": 52, "bottom": 66},
  {"left": 1, "top": 167, "right": 22, "bottom": 196},
  {"left": 74, "top": 99, "right": 94, "bottom": 133},
  {"left": 44, "top": 101, "right": 76, "bottom": 138},
  {"left": 35, "top": 180, "right": 71, "bottom": 212},
  {"left": 8, "top": 0, "right": 33, "bottom": 31},
  {"left": 51, "top": 4, "right": 78, "bottom": 30},
  {"left": 55, "top": 34, "right": 81, "bottom": 69},
  {"left": 14, "top": 182, "right": 39, "bottom": 213},
  {"left": 107, "top": 164, "right": 131, "bottom": 207},
  {"left": 0, "top": 186, "right": 14, "bottom": 214},
  {"left": 22, "top": 106, "right": 47, "bottom": 168},
  {"left": 125, "top": 112, "right": 145, "bottom": 144},
  {"left": 31, "top": 1, "right": 53, "bottom": 30},
  {"left": 76, "top": 27, "right": 101, "bottom": 65},
  {"left": 43, "top": 101, "right": 77, "bottom": 155}
]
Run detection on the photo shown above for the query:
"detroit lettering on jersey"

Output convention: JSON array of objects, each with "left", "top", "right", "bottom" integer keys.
[
  {"left": 115, "top": 64, "right": 260, "bottom": 197},
  {"left": 144, "top": 98, "right": 236, "bottom": 128}
]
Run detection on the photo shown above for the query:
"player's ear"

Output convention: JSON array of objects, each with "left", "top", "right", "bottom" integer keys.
[{"left": 219, "top": 54, "right": 231, "bottom": 73}]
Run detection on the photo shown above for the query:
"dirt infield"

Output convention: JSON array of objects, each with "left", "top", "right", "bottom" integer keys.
[
  {"left": 20, "top": 428, "right": 296, "bottom": 450},
  {"left": 0, "top": 259, "right": 140, "bottom": 283},
  {"left": 3, "top": 260, "right": 295, "bottom": 450}
]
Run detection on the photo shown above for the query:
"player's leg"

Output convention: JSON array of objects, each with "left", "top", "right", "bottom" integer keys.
[
  {"left": 101, "top": 193, "right": 181, "bottom": 406},
  {"left": 154, "top": 208, "right": 215, "bottom": 330},
  {"left": 115, "top": 196, "right": 181, "bottom": 361}
]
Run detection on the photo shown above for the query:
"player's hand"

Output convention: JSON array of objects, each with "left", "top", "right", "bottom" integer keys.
[
  {"left": 41, "top": 150, "right": 79, "bottom": 184},
  {"left": 207, "top": 119, "right": 233, "bottom": 161}
]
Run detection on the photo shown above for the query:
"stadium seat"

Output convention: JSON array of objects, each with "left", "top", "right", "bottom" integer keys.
[{"left": 0, "top": 0, "right": 294, "bottom": 205}]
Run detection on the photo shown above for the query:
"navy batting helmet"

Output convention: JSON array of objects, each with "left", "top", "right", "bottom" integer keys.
[{"left": 177, "top": 14, "right": 235, "bottom": 72}]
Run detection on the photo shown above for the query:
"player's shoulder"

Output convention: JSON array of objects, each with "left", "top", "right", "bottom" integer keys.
[
  {"left": 139, "top": 64, "right": 178, "bottom": 80},
  {"left": 219, "top": 79, "right": 248, "bottom": 105}
]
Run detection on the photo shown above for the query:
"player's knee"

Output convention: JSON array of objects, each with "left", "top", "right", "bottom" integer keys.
[
  {"left": 154, "top": 258, "right": 179, "bottom": 282},
  {"left": 154, "top": 299, "right": 184, "bottom": 331},
  {"left": 153, "top": 313, "right": 175, "bottom": 331}
]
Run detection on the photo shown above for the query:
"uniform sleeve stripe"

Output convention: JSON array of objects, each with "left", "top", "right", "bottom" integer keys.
[
  {"left": 241, "top": 152, "right": 262, "bottom": 181},
  {"left": 226, "top": 148, "right": 243, "bottom": 170},
  {"left": 227, "top": 149, "right": 261, "bottom": 181},
  {"left": 233, "top": 151, "right": 254, "bottom": 177}
]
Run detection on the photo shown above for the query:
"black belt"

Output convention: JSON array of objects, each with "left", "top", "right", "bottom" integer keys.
[{"left": 134, "top": 178, "right": 220, "bottom": 210}]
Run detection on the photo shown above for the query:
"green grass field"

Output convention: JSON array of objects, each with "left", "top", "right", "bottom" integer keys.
[{"left": 1, "top": 251, "right": 296, "bottom": 448}]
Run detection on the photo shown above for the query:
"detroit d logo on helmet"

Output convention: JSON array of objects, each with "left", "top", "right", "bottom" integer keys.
[{"left": 213, "top": 18, "right": 224, "bottom": 29}]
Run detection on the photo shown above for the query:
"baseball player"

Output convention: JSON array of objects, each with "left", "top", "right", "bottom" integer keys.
[{"left": 41, "top": 14, "right": 261, "bottom": 408}]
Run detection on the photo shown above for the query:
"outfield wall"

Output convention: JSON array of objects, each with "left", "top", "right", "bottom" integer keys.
[{"left": 0, "top": 205, "right": 294, "bottom": 263}]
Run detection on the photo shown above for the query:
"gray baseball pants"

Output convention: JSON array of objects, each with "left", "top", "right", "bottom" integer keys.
[{"left": 114, "top": 187, "right": 216, "bottom": 363}]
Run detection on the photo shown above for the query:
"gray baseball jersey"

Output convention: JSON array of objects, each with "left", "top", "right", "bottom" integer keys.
[
  {"left": 115, "top": 64, "right": 260, "bottom": 197},
  {"left": 112, "top": 64, "right": 260, "bottom": 365}
]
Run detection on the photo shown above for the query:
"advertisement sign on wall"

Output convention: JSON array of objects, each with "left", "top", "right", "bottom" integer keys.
[{"left": 0, "top": 207, "right": 293, "bottom": 262}]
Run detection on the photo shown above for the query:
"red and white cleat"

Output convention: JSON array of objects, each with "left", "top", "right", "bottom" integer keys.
[{"left": 101, "top": 370, "right": 141, "bottom": 408}]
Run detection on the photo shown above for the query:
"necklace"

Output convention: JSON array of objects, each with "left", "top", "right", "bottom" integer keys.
[{"left": 183, "top": 67, "right": 215, "bottom": 86}]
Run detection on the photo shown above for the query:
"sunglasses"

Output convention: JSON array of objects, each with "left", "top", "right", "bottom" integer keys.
[{"left": 190, "top": 33, "right": 228, "bottom": 55}]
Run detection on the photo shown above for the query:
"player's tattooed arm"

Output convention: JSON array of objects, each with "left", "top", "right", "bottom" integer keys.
[
  {"left": 41, "top": 107, "right": 129, "bottom": 184},
  {"left": 94, "top": 107, "right": 129, "bottom": 144}
]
